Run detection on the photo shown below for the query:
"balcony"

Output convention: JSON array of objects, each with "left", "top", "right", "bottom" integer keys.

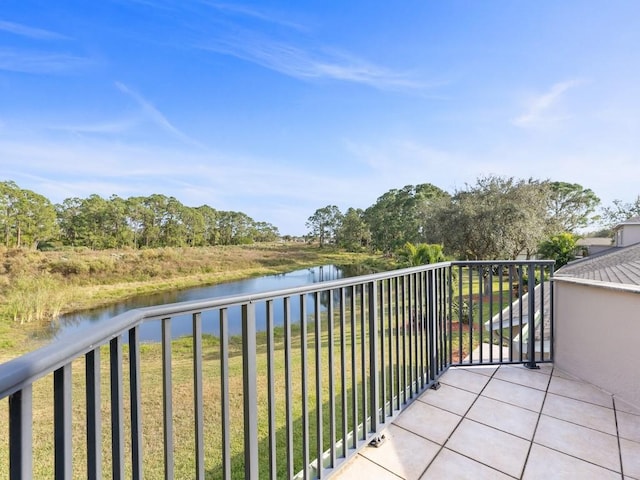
[{"left": 1, "top": 259, "right": 638, "bottom": 479}]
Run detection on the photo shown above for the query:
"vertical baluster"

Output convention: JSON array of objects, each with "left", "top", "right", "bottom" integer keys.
[
  {"left": 457, "top": 265, "right": 463, "bottom": 365},
  {"left": 300, "top": 294, "right": 309, "bottom": 479},
  {"left": 161, "top": 318, "right": 174, "bottom": 480},
  {"left": 266, "top": 300, "right": 277, "bottom": 479},
  {"left": 468, "top": 267, "right": 474, "bottom": 364},
  {"left": 418, "top": 272, "right": 425, "bottom": 387},
  {"left": 327, "top": 290, "right": 336, "bottom": 468},
  {"left": 448, "top": 266, "right": 454, "bottom": 367},
  {"left": 478, "top": 265, "right": 484, "bottom": 364},
  {"left": 488, "top": 265, "right": 494, "bottom": 364},
  {"left": 379, "top": 280, "right": 386, "bottom": 419},
  {"left": 85, "top": 349, "right": 101, "bottom": 480},
  {"left": 427, "top": 269, "right": 436, "bottom": 384},
  {"left": 394, "top": 277, "right": 401, "bottom": 410},
  {"left": 525, "top": 264, "right": 538, "bottom": 369},
  {"left": 549, "top": 264, "right": 555, "bottom": 362},
  {"left": 129, "top": 326, "right": 143, "bottom": 480},
  {"left": 359, "top": 285, "right": 368, "bottom": 434},
  {"left": 518, "top": 264, "right": 524, "bottom": 362},
  {"left": 314, "top": 292, "right": 323, "bottom": 477},
  {"left": 54, "top": 364, "right": 72, "bottom": 480},
  {"left": 368, "top": 281, "right": 379, "bottom": 434},
  {"left": 242, "top": 303, "right": 258, "bottom": 480},
  {"left": 9, "top": 386, "right": 32, "bottom": 480},
  {"left": 400, "top": 276, "right": 407, "bottom": 403},
  {"left": 192, "top": 314, "right": 204, "bottom": 480},
  {"left": 386, "top": 278, "right": 394, "bottom": 416},
  {"left": 350, "top": 286, "right": 358, "bottom": 449},
  {"left": 110, "top": 336, "right": 125, "bottom": 480},
  {"left": 407, "top": 274, "right": 414, "bottom": 396},
  {"left": 283, "top": 298, "right": 294, "bottom": 479},
  {"left": 339, "top": 288, "right": 348, "bottom": 456},
  {"left": 220, "top": 309, "right": 231, "bottom": 479},
  {"left": 498, "top": 265, "right": 504, "bottom": 362}
]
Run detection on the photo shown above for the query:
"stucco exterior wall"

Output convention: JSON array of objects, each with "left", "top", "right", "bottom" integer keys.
[
  {"left": 554, "top": 278, "right": 640, "bottom": 409},
  {"left": 616, "top": 224, "right": 640, "bottom": 247}
]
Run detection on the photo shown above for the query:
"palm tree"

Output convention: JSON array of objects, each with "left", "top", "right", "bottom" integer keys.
[{"left": 397, "top": 242, "right": 446, "bottom": 266}]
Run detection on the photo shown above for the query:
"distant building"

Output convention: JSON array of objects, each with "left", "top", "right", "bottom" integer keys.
[
  {"left": 575, "top": 237, "right": 613, "bottom": 256},
  {"left": 613, "top": 215, "right": 640, "bottom": 247}
]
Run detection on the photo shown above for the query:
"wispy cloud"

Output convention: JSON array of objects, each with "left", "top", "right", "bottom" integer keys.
[
  {"left": 513, "top": 80, "right": 583, "bottom": 127},
  {"left": 0, "top": 48, "right": 92, "bottom": 74},
  {"left": 48, "top": 118, "right": 141, "bottom": 135},
  {"left": 201, "top": 33, "right": 424, "bottom": 91},
  {"left": 0, "top": 20, "right": 68, "bottom": 40},
  {"left": 203, "top": 2, "right": 307, "bottom": 31},
  {"left": 114, "top": 81, "right": 203, "bottom": 147}
]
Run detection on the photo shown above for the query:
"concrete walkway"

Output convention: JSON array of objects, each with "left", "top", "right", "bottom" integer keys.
[{"left": 332, "top": 364, "right": 640, "bottom": 479}]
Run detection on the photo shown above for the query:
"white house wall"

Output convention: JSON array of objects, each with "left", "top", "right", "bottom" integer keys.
[
  {"left": 617, "top": 224, "right": 640, "bottom": 247},
  {"left": 554, "top": 278, "right": 640, "bottom": 409}
]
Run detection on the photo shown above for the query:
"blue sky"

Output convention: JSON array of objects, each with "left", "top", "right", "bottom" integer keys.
[{"left": 1, "top": 1, "right": 639, "bottom": 235}]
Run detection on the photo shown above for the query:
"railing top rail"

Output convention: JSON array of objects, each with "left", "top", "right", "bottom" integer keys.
[
  {"left": 0, "top": 261, "right": 453, "bottom": 398},
  {"left": 451, "top": 260, "right": 555, "bottom": 266}
]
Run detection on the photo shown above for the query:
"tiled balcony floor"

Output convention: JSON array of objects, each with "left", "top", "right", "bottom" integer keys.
[{"left": 333, "top": 364, "right": 640, "bottom": 479}]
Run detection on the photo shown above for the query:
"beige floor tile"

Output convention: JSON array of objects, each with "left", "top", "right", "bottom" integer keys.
[
  {"left": 542, "top": 393, "right": 617, "bottom": 435},
  {"left": 534, "top": 415, "right": 621, "bottom": 472},
  {"left": 417, "top": 383, "right": 477, "bottom": 416},
  {"left": 394, "top": 401, "right": 462, "bottom": 445},
  {"left": 616, "top": 397, "right": 640, "bottom": 416},
  {"left": 331, "top": 454, "right": 402, "bottom": 480},
  {"left": 359, "top": 424, "right": 440, "bottom": 479},
  {"left": 618, "top": 410, "right": 640, "bottom": 443},
  {"left": 439, "top": 368, "right": 491, "bottom": 394},
  {"left": 551, "top": 367, "right": 582, "bottom": 381},
  {"left": 533, "top": 363, "right": 554, "bottom": 374},
  {"left": 493, "top": 365, "right": 551, "bottom": 391},
  {"left": 482, "top": 378, "right": 546, "bottom": 412},
  {"left": 523, "top": 443, "right": 620, "bottom": 480},
  {"left": 620, "top": 438, "right": 640, "bottom": 479},
  {"left": 446, "top": 418, "right": 530, "bottom": 478},
  {"left": 420, "top": 447, "right": 512, "bottom": 480},
  {"left": 467, "top": 395, "right": 539, "bottom": 440},
  {"left": 548, "top": 376, "right": 613, "bottom": 408},
  {"left": 458, "top": 365, "right": 498, "bottom": 377}
]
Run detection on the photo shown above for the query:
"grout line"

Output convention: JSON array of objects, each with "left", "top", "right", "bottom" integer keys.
[
  {"left": 613, "top": 397, "right": 625, "bottom": 478},
  {"left": 518, "top": 364, "right": 553, "bottom": 479}
]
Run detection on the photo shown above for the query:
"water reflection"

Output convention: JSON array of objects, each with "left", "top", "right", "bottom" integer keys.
[{"left": 51, "top": 264, "right": 352, "bottom": 342}]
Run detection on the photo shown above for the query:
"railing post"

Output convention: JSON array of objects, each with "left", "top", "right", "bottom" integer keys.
[
  {"left": 368, "top": 281, "right": 379, "bottom": 434},
  {"left": 427, "top": 269, "right": 437, "bottom": 385},
  {"left": 549, "top": 265, "right": 555, "bottom": 362},
  {"left": 525, "top": 264, "right": 539, "bottom": 369},
  {"left": 242, "top": 303, "right": 259, "bottom": 479}
]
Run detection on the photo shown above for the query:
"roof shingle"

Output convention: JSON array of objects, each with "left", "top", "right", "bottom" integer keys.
[{"left": 556, "top": 242, "right": 640, "bottom": 286}]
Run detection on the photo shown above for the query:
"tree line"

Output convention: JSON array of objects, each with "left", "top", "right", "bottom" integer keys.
[
  {"left": 0, "top": 180, "right": 279, "bottom": 250},
  {"left": 306, "top": 175, "right": 639, "bottom": 261}
]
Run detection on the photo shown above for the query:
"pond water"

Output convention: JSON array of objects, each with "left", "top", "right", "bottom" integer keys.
[{"left": 50, "top": 264, "right": 354, "bottom": 342}]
